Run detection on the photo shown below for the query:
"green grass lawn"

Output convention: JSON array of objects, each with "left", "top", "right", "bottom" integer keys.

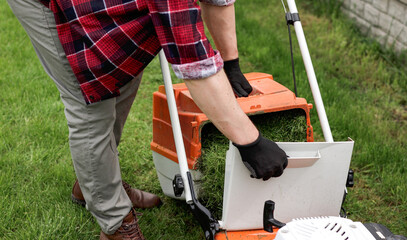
[{"left": 1, "top": 0, "right": 406, "bottom": 239}]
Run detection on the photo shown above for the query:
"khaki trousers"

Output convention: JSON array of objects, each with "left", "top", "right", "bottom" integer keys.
[{"left": 7, "top": 0, "right": 142, "bottom": 234}]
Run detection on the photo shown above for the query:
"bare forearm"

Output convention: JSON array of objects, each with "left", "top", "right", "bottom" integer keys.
[
  {"left": 184, "top": 70, "right": 258, "bottom": 145},
  {"left": 200, "top": 3, "right": 238, "bottom": 61}
]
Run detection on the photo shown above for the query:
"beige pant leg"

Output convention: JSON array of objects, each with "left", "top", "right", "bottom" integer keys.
[{"left": 7, "top": 0, "right": 141, "bottom": 234}]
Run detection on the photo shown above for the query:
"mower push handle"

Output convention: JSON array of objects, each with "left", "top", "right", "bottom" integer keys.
[
  {"left": 286, "top": 0, "right": 334, "bottom": 143},
  {"left": 159, "top": 50, "right": 220, "bottom": 240},
  {"left": 159, "top": 50, "right": 192, "bottom": 203}
]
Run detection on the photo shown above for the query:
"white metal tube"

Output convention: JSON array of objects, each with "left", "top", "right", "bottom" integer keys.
[
  {"left": 286, "top": 0, "right": 334, "bottom": 142},
  {"left": 158, "top": 50, "right": 193, "bottom": 202}
]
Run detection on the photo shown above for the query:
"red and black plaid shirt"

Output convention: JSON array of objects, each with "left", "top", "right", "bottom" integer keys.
[{"left": 40, "top": 0, "right": 223, "bottom": 104}]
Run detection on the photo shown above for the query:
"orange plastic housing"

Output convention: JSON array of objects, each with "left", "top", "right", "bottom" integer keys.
[
  {"left": 150, "top": 72, "right": 314, "bottom": 170},
  {"left": 215, "top": 229, "right": 278, "bottom": 240}
]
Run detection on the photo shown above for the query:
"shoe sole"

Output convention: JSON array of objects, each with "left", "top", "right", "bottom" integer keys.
[{"left": 71, "top": 194, "right": 86, "bottom": 207}]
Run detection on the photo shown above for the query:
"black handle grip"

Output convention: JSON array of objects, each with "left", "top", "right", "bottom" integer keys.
[{"left": 263, "top": 200, "right": 286, "bottom": 232}]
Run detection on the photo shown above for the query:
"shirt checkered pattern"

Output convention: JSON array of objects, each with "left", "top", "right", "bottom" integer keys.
[{"left": 40, "top": 0, "right": 223, "bottom": 104}]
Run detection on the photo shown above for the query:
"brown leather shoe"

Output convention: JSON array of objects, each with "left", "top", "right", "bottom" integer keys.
[
  {"left": 71, "top": 180, "right": 162, "bottom": 209},
  {"left": 71, "top": 180, "right": 86, "bottom": 207},
  {"left": 99, "top": 209, "right": 145, "bottom": 240}
]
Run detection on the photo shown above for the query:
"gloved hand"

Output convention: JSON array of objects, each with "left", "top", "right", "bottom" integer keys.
[
  {"left": 233, "top": 133, "right": 288, "bottom": 180},
  {"left": 223, "top": 58, "right": 253, "bottom": 97}
]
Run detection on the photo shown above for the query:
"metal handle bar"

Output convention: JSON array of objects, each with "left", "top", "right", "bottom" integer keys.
[
  {"left": 287, "top": 0, "right": 334, "bottom": 142},
  {"left": 158, "top": 50, "right": 193, "bottom": 203}
]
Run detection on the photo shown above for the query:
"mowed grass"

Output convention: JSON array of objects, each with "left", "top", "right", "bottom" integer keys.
[{"left": 0, "top": 0, "right": 406, "bottom": 239}]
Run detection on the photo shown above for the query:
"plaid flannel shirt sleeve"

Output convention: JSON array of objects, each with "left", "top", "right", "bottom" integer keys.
[{"left": 147, "top": 0, "right": 223, "bottom": 79}]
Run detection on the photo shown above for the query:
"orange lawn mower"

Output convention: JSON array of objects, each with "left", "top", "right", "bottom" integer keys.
[{"left": 150, "top": 0, "right": 406, "bottom": 239}]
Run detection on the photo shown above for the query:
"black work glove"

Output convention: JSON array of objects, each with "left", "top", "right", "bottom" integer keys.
[
  {"left": 223, "top": 58, "right": 253, "bottom": 97},
  {"left": 233, "top": 133, "right": 288, "bottom": 181}
]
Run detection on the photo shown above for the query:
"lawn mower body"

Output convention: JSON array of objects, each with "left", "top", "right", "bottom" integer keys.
[
  {"left": 150, "top": 0, "right": 365, "bottom": 238},
  {"left": 151, "top": 72, "right": 314, "bottom": 199},
  {"left": 151, "top": 71, "right": 354, "bottom": 233}
]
